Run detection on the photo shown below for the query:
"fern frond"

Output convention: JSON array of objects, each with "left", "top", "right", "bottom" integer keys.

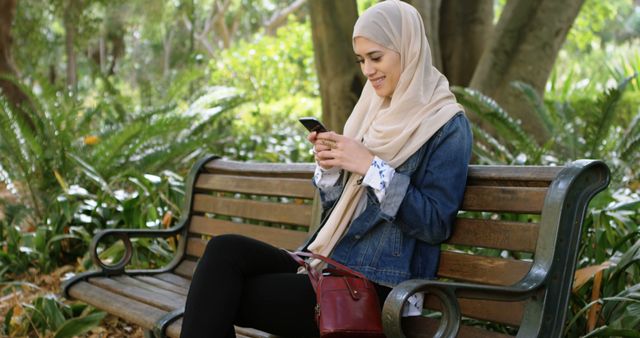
[
  {"left": 589, "top": 74, "right": 636, "bottom": 156},
  {"left": 512, "top": 81, "right": 555, "bottom": 135},
  {"left": 452, "top": 86, "right": 539, "bottom": 156},
  {"left": 471, "top": 124, "right": 513, "bottom": 164}
]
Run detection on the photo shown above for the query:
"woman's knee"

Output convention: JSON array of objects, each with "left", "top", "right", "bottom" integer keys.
[{"left": 203, "top": 234, "right": 249, "bottom": 258}]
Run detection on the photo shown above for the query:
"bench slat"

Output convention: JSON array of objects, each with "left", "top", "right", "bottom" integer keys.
[
  {"left": 89, "top": 277, "right": 185, "bottom": 311},
  {"left": 204, "top": 160, "right": 315, "bottom": 179},
  {"left": 133, "top": 276, "right": 189, "bottom": 296},
  {"left": 175, "top": 260, "right": 198, "bottom": 279},
  {"left": 438, "top": 251, "right": 531, "bottom": 286},
  {"left": 403, "top": 317, "right": 515, "bottom": 338},
  {"left": 166, "top": 320, "right": 279, "bottom": 338},
  {"left": 196, "top": 174, "right": 315, "bottom": 199},
  {"left": 192, "top": 194, "right": 312, "bottom": 227},
  {"left": 424, "top": 296, "right": 524, "bottom": 326},
  {"left": 448, "top": 218, "right": 538, "bottom": 252},
  {"left": 188, "top": 216, "right": 308, "bottom": 251},
  {"left": 68, "top": 282, "right": 165, "bottom": 330},
  {"left": 461, "top": 186, "right": 547, "bottom": 213},
  {"left": 467, "top": 165, "right": 561, "bottom": 186},
  {"left": 155, "top": 272, "right": 192, "bottom": 287}
]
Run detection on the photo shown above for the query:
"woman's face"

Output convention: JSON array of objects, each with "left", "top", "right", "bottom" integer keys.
[{"left": 353, "top": 37, "right": 401, "bottom": 98}]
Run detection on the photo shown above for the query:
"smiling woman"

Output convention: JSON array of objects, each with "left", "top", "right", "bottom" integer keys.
[
  {"left": 354, "top": 37, "right": 401, "bottom": 98},
  {"left": 180, "top": 1, "right": 472, "bottom": 337}
]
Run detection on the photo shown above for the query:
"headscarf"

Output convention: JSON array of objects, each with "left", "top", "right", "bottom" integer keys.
[{"left": 307, "top": 0, "right": 463, "bottom": 259}]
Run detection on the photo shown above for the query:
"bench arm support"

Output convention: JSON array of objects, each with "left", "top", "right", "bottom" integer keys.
[
  {"left": 89, "top": 226, "right": 188, "bottom": 274},
  {"left": 382, "top": 278, "right": 542, "bottom": 338}
]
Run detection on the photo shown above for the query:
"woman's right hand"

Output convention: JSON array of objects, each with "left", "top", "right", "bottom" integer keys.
[{"left": 307, "top": 132, "right": 333, "bottom": 170}]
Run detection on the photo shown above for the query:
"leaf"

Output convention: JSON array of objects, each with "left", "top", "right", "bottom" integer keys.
[
  {"left": 511, "top": 81, "right": 555, "bottom": 135},
  {"left": 582, "top": 326, "right": 640, "bottom": 337},
  {"left": 573, "top": 261, "right": 612, "bottom": 292},
  {"left": 53, "top": 311, "right": 106, "bottom": 338}
]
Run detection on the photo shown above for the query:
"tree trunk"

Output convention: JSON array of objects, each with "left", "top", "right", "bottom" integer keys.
[
  {"left": 439, "top": 0, "right": 493, "bottom": 86},
  {"left": 402, "top": 0, "right": 443, "bottom": 72},
  {"left": 469, "top": 0, "right": 585, "bottom": 144},
  {"left": 0, "top": 0, "right": 22, "bottom": 97},
  {"left": 0, "top": 0, "right": 35, "bottom": 129},
  {"left": 64, "top": 0, "right": 79, "bottom": 91},
  {"left": 309, "top": 0, "right": 364, "bottom": 132}
]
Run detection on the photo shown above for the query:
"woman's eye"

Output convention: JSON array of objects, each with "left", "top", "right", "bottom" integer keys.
[
  {"left": 371, "top": 57, "right": 381, "bottom": 62},
  {"left": 356, "top": 59, "right": 364, "bottom": 64}
]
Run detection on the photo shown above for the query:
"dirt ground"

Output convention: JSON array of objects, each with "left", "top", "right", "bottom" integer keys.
[{"left": 0, "top": 266, "right": 145, "bottom": 338}]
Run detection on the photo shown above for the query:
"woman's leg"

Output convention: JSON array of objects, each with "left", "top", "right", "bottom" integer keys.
[
  {"left": 180, "top": 234, "right": 304, "bottom": 338},
  {"left": 235, "top": 272, "right": 319, "bottom": 337}
]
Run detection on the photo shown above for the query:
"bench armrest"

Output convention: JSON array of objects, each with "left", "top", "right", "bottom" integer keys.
[
  {"left": 382, "top": 278, "right": 543, "bottom": 338},
  {"left": 90, "top": 224, "right": 188, "bottom": 274}
]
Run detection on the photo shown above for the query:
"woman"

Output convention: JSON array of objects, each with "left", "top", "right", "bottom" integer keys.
[{"left": 180, "top": 1, "right": 471, "bottom": 337}]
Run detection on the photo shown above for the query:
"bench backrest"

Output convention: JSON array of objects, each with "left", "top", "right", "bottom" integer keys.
[{"left": 175, "top": 156, "right": 601, "bottom": 337}]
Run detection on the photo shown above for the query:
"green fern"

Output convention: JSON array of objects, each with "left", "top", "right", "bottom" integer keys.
[
  {"left": 588, "top": 74, "right": 635, "bottom": 157},
  {"left": 512, "top": 81, "right": 555, "bottom": 136}
]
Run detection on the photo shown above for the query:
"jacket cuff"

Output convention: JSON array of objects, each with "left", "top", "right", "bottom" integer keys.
[{"left": 379, "top": 172, "right": 411, "bottom": 221}]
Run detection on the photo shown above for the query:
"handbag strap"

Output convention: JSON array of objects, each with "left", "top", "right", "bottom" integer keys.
[{"left": 288, "top": 251, "right": 369, "bottom": 291}]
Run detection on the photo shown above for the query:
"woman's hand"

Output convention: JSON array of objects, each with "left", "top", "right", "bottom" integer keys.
[
  {"left": 315, "top": 132, "right": 373, "bottom": 176},
  {"left": 307, "top": 131, "right": 333, "bottom": 170}
]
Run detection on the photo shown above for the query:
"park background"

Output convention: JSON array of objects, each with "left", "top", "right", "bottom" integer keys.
[{"left": 0, "top": 0, "right": 639, "bottom": 336}]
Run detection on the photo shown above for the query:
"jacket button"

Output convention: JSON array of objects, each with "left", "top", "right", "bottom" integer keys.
[{"left": 354, "top": 235, "right": 361, "bottom": 240}]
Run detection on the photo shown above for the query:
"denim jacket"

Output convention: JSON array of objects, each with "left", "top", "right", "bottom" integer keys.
[{"left": 303, "top": 112, "right": 472, "bottom": 287}]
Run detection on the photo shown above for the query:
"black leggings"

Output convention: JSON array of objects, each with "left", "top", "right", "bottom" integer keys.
[{"left": 180, "top": 234, "right": 391, "bottom": 338}]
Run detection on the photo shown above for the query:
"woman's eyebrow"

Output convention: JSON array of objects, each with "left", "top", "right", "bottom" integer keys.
[{"left": 355, "top": 50, "right": 383, "bottom": 58}]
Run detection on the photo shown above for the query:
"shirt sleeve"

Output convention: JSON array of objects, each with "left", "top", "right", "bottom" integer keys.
[
  {"left": 361, "top": 156, "right": 395, "bottom": 202},
  {"left": 313, "top": 165, "right": 342, "bottom": 189}
]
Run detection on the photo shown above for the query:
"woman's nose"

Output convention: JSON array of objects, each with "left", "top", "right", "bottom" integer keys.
[{"left": 362, "top": 61, "right": 375, "bottom": 76}]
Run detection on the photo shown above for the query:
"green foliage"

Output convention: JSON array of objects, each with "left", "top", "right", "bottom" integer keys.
[
  {"left": 0, "top": 282, "right": 105, "bottom": 338},
  {"left": 0, "top": 75, "right": 243, "bottom": 276},
  {"left": 207, "top": 20, "right": 319, "bottom": 162},
  {"left": 209, "top": 20, "right": 317, "bottom": 103}
]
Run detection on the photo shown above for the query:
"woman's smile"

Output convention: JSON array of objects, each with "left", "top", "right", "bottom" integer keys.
[{"left": 371, "top": 76, "right": 385, "bottom": 89}]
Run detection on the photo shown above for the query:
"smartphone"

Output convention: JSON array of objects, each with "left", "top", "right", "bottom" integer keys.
[{"left": 299, "top": 117, "right": 328, "bottom": 133}]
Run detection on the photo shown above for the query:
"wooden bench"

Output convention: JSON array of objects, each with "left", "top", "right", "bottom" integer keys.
[{"left": 62, "top": 155, "right": 610, "bottom": 338}]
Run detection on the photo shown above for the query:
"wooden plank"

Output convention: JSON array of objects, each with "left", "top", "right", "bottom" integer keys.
[
  {"left": 461, "top": 186, "right": 547, "bottom": 213},
  {"left": 188, "top": 216, "right": 309, "bottom": 250},
  {"left": 68, "top": 282, "right": 165, "bottom": 330},
  {"left": 192, "top": 194, "right": 312, "bottom": 226},
  {"left": 89, "top": 277, "right": 185, "bottom": 311},
  {"left": 196, "top": 174, "right": 315, "bottom": 199},
  {"left": 175, "top": 260, "right": 198, "bottom": 279},
  {"left": 467, "top": 165, "right": 562, "bottom": 187},
  {"left": 438, "top": 252, "right": 531, "bottom": 286},
  {"left": 166, "top": 320, "right": 278, "bottom": 338},
  {"left": 403, "top": 316, "right": 515, "bottom": 338},
  {"left": 204, "top": 160, "right": 315, "bottom": 179},
  {"left": 423, "top": 295, "right": 525, "bottom": 326},
  {"left": 155, "top": 272, "right": 192, "bottom": 288},
  {"left": 186, "top": 238, "right": 207, "bottom": 258},
  {"left": 134, "top": 276, "right": 189, "bottom": 296},
  {"left": 112, "top": 275, "right": 187, "bottom": 299},
  {"left": 447, "top": 218, "right": 538, "bottom": 252}
]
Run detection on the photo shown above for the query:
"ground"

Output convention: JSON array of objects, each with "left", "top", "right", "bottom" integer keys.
[{"left": 0, "top": 266, "right": 145, "bottom": 338}]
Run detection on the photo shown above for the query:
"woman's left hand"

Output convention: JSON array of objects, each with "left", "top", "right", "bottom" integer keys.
[{"left": 315, "top": 132, "right": 373, "bottom": 176}]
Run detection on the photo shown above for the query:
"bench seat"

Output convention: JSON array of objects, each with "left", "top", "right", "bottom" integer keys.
[{"left": 63, "top": 156, "right": 609, "bottom": 338}]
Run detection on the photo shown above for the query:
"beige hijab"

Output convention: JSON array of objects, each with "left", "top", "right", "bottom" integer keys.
[{"left": 307, "top": 0, "right": 463, "bottom": 259}]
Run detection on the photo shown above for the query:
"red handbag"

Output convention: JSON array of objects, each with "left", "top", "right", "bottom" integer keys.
[{"left": 290, "top": 252, "right": 386, "bottom": 338}]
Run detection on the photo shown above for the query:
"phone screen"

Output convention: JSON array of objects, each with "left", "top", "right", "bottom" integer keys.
[{"left": 299, "top": 117, "right": 328, "bottom": 133}]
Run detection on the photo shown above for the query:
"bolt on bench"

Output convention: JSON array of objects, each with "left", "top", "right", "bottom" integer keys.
[{"left": 63, "top": 155, "right": 609, "bottom": 338}]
